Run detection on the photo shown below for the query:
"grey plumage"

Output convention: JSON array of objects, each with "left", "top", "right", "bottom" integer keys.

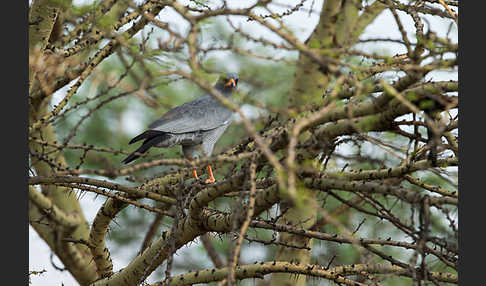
[
  {"left": 148, "top": 94, "right": 233, "bottom": 133},
  {"left": 122, "top": 74, "right": 238, "bottom": 164}
]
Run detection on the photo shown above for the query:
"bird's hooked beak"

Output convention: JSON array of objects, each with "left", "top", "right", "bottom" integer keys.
[{"left": 225, "top": 78, "right": 237, "bottom": 88}]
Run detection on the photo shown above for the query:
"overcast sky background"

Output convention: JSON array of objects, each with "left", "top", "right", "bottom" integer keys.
[{"left": 29, "top": 0, "right": 458, "bottom": 285}]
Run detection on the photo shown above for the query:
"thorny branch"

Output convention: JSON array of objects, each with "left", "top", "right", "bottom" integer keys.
[{"left": 28, "top": 0, "right": 458, "bottom": 285}]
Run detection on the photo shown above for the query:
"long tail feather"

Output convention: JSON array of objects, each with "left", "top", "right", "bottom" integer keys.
[
  {"left": 128, "top": 130, "right": 166, "bottom": 144},
  {"left": 122, "top": 132, "right": 169, "bottom": 164}
]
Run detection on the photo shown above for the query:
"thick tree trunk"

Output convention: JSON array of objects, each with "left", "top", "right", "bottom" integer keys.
[
  {"left": 29, "top": 1, "right": 98, "bottom": 284},
  {"left": 270, "top": 1, "right": 386, "bottom": 285}
]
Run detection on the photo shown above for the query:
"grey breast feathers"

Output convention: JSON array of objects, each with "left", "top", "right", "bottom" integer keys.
[
  {"left": 148, "top": 94, "right": 233, "bottom": 134},
  {"left": 200, "top": 121, "right": 232, "bottom": 157}
]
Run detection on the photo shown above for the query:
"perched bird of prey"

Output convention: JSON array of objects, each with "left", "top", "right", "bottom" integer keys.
[{"left": 122, "top": 73, "right": 239, "bottom": 183}]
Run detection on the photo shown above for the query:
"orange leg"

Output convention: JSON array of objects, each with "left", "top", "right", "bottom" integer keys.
[
  {"left": 192, "top": 168, "right": 199, "bottom": 180},
  {"left": 205, "top": 165, "right": 216, "bottom": 183},
  {"left": 187, "top": 156, "right": 199, "bottom": 181}
]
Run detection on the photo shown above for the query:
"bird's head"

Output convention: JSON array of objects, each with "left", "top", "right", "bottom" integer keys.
[{"left": 216, "top": 73, "right": 239, "bottom": 95}]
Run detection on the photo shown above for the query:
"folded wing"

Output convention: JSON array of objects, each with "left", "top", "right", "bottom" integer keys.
[{"left": 148, "top": 95, "right": 233, "bottom": 133}]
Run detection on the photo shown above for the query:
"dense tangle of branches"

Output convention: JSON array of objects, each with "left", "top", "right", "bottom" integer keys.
[{"left": 29, "top": 0, "right": 458, "bottom": 285}]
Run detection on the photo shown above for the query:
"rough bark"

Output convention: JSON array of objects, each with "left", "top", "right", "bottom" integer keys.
[{"left": 270, "top": 1, "right": 387, "bottom": 285}]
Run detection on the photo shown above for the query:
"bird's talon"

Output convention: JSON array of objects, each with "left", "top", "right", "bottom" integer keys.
[{"left": 205, "top": 165, "right": 216, "bottom": 183}]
